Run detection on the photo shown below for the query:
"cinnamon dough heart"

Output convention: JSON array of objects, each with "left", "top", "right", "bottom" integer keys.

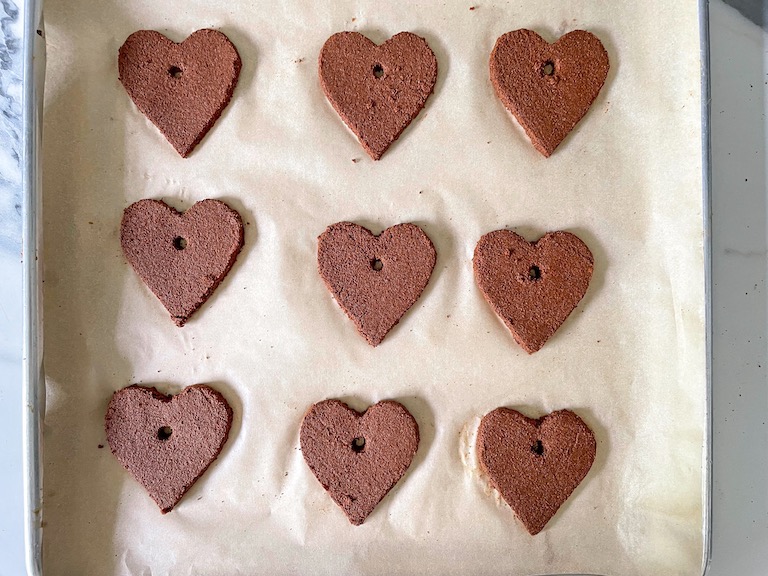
[
  {"left": 105, "top": 384, "right": 233, "bottom": 513},
  {"left": 473, "top": 230, "right": 593, "bottom": 353},
  {"left": 317, "top": 222, "right": 436, "bottom": 346},
  {"left": 477, "top": 408, "right": 596, "bottom": 535},
  {"left": 490, "top": 30, "right": 609, "bottom": 157},
  {"left": 121, "top": 199, "right": 244, "bottom": 326},
  {"left": 319, "top": 31, "right": 438, "bottom": 160},
  {"left": 300, "top": 399, "right": 420, "bottom": 525},
  {"left": 118, "top": 29, "right": 241, "bottom": 157}
]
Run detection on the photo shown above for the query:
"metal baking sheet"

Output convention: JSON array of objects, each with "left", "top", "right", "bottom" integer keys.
[{"left": 23, "top": 0, "right": 713, "bottom": 574}]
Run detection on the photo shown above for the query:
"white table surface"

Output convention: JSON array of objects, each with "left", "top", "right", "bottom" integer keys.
[{"left": 0, "top": 1, "right": 766, "bottom": 574}]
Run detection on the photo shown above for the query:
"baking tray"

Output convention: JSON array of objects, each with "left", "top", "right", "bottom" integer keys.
[{"left": 22, "top": 0, "right": 713, "bottom": 574}]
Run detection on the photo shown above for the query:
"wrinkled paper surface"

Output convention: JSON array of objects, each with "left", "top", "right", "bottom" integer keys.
[{"left": 41, "top": 1, "right": 706, "bottom": 574}]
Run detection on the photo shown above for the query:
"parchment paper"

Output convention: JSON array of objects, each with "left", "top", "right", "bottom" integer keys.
[{"left": 40, "top": 1, "right": 707, "bottom": 575}]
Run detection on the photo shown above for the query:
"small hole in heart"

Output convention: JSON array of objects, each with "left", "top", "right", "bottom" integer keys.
[
  {"left": 168, "top": 66, "right": 183, "bottom": 79},
  {"left": 371, "top": 258, "right": 383, "bottom": 271},
  {"left": 173, "top": 237, "right": 187, "bottom": 250},
  {"left": 531, "top": 440, "right": 544, "bottom": 456},
  {"left": 541, "top": 61, "right": 555, "bottom": 76},
  {"left": 372, "top": 63, "right": 384, "bottom": 79},
  {"left": 528, "top": 265, "right": 541, "bottom": 281},
  {"left": 351, "top": 437, "right": 366, "bottom": 453},
  {"left": 157, "top": 426, "right": 173, "bottom": 441}
]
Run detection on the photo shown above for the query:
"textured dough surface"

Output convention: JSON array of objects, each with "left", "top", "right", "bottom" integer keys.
[
  {"left": 118, "top": 29, "right": 241, "bottom": 157},
  {"left": 105, "top": 384, "right": 233, "bottom": 513},
  {"left": 489, "top": 29, "right": 609, "bottom": 157},
  {"left": 120, "top": 198, "right": 244, "bottom": 326},
  {"left": 317, "top": 222, "right": 436, "bottom": 346},
  {"left": 300, "top": 399, "right": 419, "bottom": 525},
  {"left": 477, "top": 408, "right": 596, "bottom": 535},
  {"left": 473, "top": 230, "right": 594, "bottom": 353},
  {"left": 319, "top": 31, "right": 437, "bottom": 160}
]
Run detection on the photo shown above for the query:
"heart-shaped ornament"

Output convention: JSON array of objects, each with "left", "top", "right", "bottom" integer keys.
[
  {"left": 477, "top": 408, "right": 597, "bottom": 535},
  {"left": 319, "top": 31, "right": 438, "bottom": 160},
  {"left": 300, "top": 399, "right": 420, "bottom": 525},
  {"left": 317, "top": 222, "right": 436, "bottom": 346},
  {"left": 105, "top": 384, "right": 233, "bottom": 513},
  {"left": 473, "top": 230, "right": 593, "bottom": 353},
  {"left": 118, "top": 29, "right": 241, "bottom": 157},
  {"left": 490, "top": 30, "right": 609, "bottom": 157},
  {"left": 121, "top": 199, "right": 244, "bottom": 326}
]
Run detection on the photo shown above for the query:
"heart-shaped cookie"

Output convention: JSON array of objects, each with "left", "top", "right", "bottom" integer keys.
[
  {"left": 490, "top": 30, "right": 609, "bottom": 157},
  {"left": 317, "top": 222, "right": 436, "bottom": 346},
  {"left": 477, "top": 408, "right": 596, "bottom": 535},
  {"left": 319, "top": 31, "right": 438, "bottom": 160},
  {"left": 473, "top": 230, "right": 593, "bottom": 353},
  {"left": 121, "top": 199, "right": 244, "bottom": 326},
  {"left": 118, "top": 29, "right": 241, "bottom": 157},
  {"left": 300, "top": 399, "right": 419, "bottom": 525},
  {"left": 105, "top": 384, "right": 233, "bottom": 513}
]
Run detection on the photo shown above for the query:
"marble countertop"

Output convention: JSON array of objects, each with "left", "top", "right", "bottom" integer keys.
[
  {"left": 0, "top": 0, "right": 25, "bottom": 573},
  {"left": 0, "top": 1, "right": 766, "bottom": 574}
]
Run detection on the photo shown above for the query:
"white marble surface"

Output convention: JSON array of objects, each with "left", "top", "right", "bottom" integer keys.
[
  {"left": 0, "top": 1, "right": 765, "bottom": 574},
  {"left": 0, "top": 0, "right": 26, "bottom": 574},
  {"left": 708, "top": 2, "right": 768, "bottom": 574}
]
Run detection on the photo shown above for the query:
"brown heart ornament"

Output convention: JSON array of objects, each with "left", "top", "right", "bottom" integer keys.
[
  {"left": 300, "top": 399, "right": 420, "bottom": 525},
  {"left": 105, "top": 384, "right": 233, "bottom": 513},
  {"left": 319, "top": 32, "right": 438, "bottom": 160},
  {"left": 317, "top": 222, "right": 436, "bottom": 346},
  {"left": 490, "top": 30, "right": 609, "bottom": 157},
  {"left": 477, "top": 408, "right": 597, "bottom": 535},
  {"left": 118, "top": 29, "right": 241, "bottom": 157},
  {"left": 473, "top": 230, "right": 593, "bottom": 353},
  {"left": 121, "top": 199, "right": 244, "bottom": 326}
]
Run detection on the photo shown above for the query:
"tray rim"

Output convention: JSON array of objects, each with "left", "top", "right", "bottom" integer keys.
[
  {"left": 699, "top": 0, "right": 713, "bottom": 574},
  {"left": 22, "top": 0, "right": 44, "bottom": 573},
  {"left": 20, "top": 1, "right": 714, "bottom": 574}
]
